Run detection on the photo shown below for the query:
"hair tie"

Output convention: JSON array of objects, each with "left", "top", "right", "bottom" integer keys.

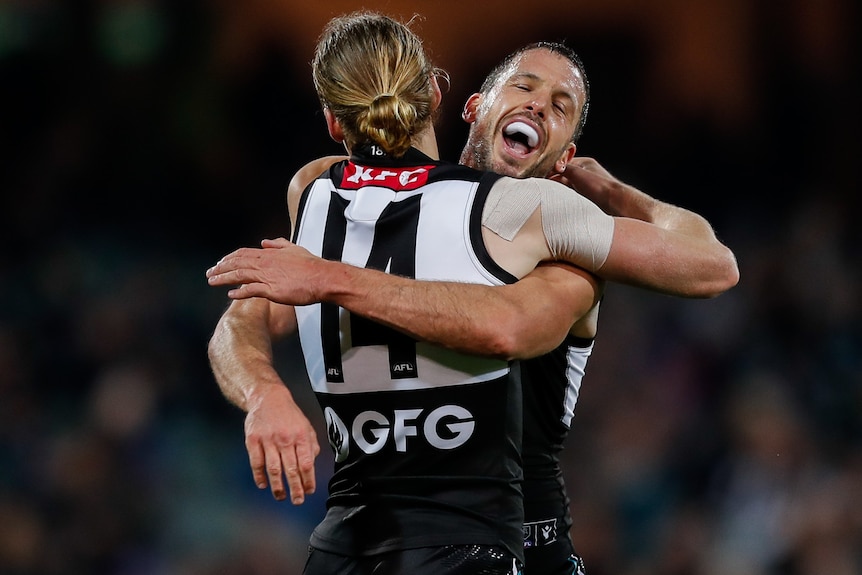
[{"left": 372, "top": 93, "right": 396, "bottom": 103}]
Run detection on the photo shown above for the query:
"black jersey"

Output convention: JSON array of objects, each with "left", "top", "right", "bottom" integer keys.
[
  {"left": 521, "top": 334, "right": 593, "bottom": 551},
  {"left": 292, "top": 145, "right": 525, "bottom": 561}
]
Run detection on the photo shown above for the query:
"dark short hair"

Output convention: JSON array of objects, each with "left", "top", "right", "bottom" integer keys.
[{"left": 480, "top": 42, "right": 590, "bottom": 143}]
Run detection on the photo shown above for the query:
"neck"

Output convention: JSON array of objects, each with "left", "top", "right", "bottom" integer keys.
[
  {"left": 458, "top": 146, "right": 475, "bottom": 168},
  {"left": 411, "top": 124, "right": 439, "bottom": 159},
  {"left": 343, "top": 125, "right": 440, "bottom": 160},
  {"left": 457, "top": 129, "right": 478, "bottom": 168}
]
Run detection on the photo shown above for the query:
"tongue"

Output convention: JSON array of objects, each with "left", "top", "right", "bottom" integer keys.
[{"left": 505, "top": 138, "right": 530, "bottom": 154}]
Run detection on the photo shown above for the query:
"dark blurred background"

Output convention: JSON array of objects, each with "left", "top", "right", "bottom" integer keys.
[{"left": 1, "top": 1, "right": 860, "bottom": 574}]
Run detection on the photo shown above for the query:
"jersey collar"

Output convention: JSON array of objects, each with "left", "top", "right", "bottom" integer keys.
[{"left": 351, "top": 143, "right": 437, "bottom": 167}]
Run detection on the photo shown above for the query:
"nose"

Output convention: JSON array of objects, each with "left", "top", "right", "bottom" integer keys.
[{"left": 524, "top": 96, "right": 547, "bottom": 118}]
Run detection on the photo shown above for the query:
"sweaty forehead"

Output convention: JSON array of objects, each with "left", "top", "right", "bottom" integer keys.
[{"left": 507, "top": 50, "right": 583, "bottom": 95}]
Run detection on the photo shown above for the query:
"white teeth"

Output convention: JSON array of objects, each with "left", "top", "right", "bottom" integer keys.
[{"left": 504, "top": 121, "right": 539, "bottom": 148}]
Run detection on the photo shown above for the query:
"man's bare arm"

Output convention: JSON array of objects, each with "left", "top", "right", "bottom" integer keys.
[
  {"left": 554, "top": 157, "right": 739, "bottom": 297},
  {"left": 312, "top": 260, "right": 600, "bottom": 359},
  {"left": 209, "top": 298, "right": 293, "bottom": 409},
  {"left": 208, "top": 241, "right": 601, "bottom": 360},
  {"left": 207, "top": 298, "right": 320, "bottom": 504},
  {"left": 287, "top": 155, "right": 346, "bottom": 225},
  {"left": 210, "top": 154, "right": 733, "bottom": 362}
]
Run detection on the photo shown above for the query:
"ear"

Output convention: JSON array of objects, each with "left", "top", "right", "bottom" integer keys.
[
  {"left": 553, "top": 143, "right": 577, "bottom": 174},
  {"left": 461, "top": 93, "right": 482, "bottom": 124},
  {"left": 324, "top": 108, "right": 345, "bottom": 143},
  {"left": 430, "top": 75, "right": 443, "bottom": 112}
]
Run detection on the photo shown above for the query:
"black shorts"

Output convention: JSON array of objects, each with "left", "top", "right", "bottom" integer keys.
[
  {"left": 303, "top": 544, "right": 522, "bottom": 575},
  {"left": 523, "top": 537, "right": 586, "bottom": 575}
]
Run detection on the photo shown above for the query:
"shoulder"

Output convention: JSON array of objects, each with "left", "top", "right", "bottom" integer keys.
[
  {"left": 288, "top": 155, "right": 346, "bottom": 198},
  {"left": 287, "top": 155, "right": 347, "bottom": 220},
  {"left": 488, "top": 176, "right": 575, "bottom": 203},
  {"left": 421, "top": 161, "right": 491, "bottom": 186}
]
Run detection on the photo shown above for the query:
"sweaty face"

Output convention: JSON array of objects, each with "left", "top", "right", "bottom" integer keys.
[{"left": 462, "top": 49, "right": 585, "bottom": 179}]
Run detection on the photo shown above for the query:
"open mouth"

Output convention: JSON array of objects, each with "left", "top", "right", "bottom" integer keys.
[{"left": 502, "top": 120, "right": 540, "bottom": 156}]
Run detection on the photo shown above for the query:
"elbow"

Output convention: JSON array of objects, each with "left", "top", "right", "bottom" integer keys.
[
  {"left": 473, "top": 316, "right": 539, "bottom": 361},
  {"left": 722, "top": 252, "right": 741, "bottom": 292},
  {"left": 476, "top": 329, "right": 523, "bottom": 361},
  {"left": 713, "top": 247, "right": 740, "bottom": 296},
  {"left": 696, "top": 248, "right": 740, "bottom": 298},
  {"left": 483, "top": 319, "right": 564, "bottom": 361}
]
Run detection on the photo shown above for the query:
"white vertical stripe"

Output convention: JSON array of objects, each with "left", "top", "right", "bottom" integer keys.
[
  {"left": 342, "top": 187, "right": 387, "bottom": 266},
  {"left": 561, "top": 342, "right": 593, "bottom": 427},
  {"left": 295, "top": 180, "right": 331, "bottom": 385}
]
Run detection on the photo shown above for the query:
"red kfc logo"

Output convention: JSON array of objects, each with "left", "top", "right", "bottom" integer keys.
[{"left": 341, "top": 163, "right": 435, "bottom": 191}]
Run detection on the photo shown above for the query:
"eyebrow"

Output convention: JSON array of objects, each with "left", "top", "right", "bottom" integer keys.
[
  {"left": 510, "top": 71, "right": 577, "bottom": 100},
  {"left": 509, "top": 72, "right": 541, "bottom": 83},
  {"left": 510, "top": 72, "right": 578, "bottom": 111}
]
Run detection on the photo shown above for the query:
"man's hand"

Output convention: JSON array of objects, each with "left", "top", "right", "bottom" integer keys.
[
  {"left": 206, "top": 238, "right": 327, "bottom": 305},
  {"left": 551, "top": 157, "right": 621, "bottom": 215},
  {"left": 244, "top": 383, "right": 321, "bottom": 504}
]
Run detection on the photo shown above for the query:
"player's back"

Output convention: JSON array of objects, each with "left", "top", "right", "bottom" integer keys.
[{"left": 293, "top": 144, "right": 525, "bottom": 561}]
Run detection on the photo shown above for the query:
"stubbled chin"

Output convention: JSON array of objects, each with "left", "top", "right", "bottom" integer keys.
[
  {"left": 494, "top": 149, "right": 533, "bottom": 178},
  {"left": 493, "top": 163, "right": 528, "bottom": 179}
]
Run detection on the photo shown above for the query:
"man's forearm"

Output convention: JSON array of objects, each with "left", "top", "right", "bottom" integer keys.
[
  {"left": 207, "top": 241, "right": 599, "bottom": 360},
  {"left": 564, "top": 158, "right": 718, "bottom": 235},
  {"left": 608, "top": 185, "right": 739, "bottom": 296},
  {"left": 598, "top": 176, "right": 721, "bottom": 242},
  {"left": 561, "top": 158, "right": 739, "bottom": 297},
  {"left": 208, "top": 299, "right": 292, "bottom": 412},
  {"left": 207, "top": 297, "right": 319, "bottom": 505},
  {"left": 312, "top": 259, "right": 593, "bottom": 359}
]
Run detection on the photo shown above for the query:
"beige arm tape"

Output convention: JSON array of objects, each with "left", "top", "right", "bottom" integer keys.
[{"left": 482, "top": 177, "right": 614, "bottom": 271}]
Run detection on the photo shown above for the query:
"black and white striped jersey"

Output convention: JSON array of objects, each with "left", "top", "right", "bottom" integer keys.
[{"left": 292, "top": 145, "right": 525, "bottom": 561}]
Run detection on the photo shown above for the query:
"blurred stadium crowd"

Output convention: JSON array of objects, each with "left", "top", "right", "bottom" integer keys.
[{"left": 0, "top": 1, "right": 859, "bottom": 574}]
